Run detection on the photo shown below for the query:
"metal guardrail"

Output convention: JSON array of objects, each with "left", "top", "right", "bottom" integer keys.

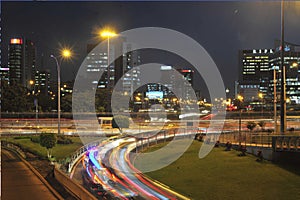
[
  {"left": 272, "top": 136, "right": 300, "bottom": 152},
  {"left": 65, "top": 128, "right": 195, "bottom": 173},
  {"left": 64, "top": 140, "right": 100, "bottom": 173}
]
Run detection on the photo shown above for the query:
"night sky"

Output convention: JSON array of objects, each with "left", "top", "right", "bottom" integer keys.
[{"left": 1, "top": 1, "right": 300, "bottom": 97}]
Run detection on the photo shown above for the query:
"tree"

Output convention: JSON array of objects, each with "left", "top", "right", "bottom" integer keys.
[
  {"left": 40, "top": 133, "right": 57, "bottom": 159},
  {"left": 258, "top": 121, "right": 266, "bottom": 131},
  {"left": 1, "top": 82, "right": 32, "bottom": 112},
  {"left": 37, "top": 93, "right": 55, "bottom": 112},
  {"left": 95, "top": 88, "right": 112, "bottom": 112},
  {"left": 61, "top": 93, "right": 72, "bottom": 112},
  {"left": 112, "top": 115, "right": 129, "bottom": 133},
  {"left": 247, "top": 121, "right": 257, "bottom": 132}
]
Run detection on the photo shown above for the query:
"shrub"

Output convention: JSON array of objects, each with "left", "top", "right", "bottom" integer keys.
[
  {"left": 14, "top": 136, "right": 31, "bottom": 140},
  {"left": 57, "top": 135, "right": 73, "bottom": 144},
  {"left": 31, "top": 136, "right": 40, "bottom": 143}
]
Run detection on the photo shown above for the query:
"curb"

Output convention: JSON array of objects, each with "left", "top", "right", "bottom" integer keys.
[{"left": 2, "top": 146, "right": 64, "bottom": 200}]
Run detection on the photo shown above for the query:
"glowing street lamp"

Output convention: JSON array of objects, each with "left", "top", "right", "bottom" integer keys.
[
  {"left": 237, "top": 94, "right": 244, "bottom": 148},
  {"left": 100, "top": 30, "right": 117, "bottom": 38},
  {"left": 61, "top": 49, "right": 71, "bottom": 58},
  {"left": 237, "top": 95, "right": 244, "bottom": 102},
  {"left": 291, "top": 62, "right": 298, "bottom": 68},
  {"left": 258, "top": 93, "right": 264, "bottom": 116},
  {"left": 50, "top": 48, "right": 72, "bottom": 135},
  {"left": 29, "top": 80, "right": 35, "bottom": 94},
  {"left": 29, "top": 80, "right": 38, "bottom": 130}
]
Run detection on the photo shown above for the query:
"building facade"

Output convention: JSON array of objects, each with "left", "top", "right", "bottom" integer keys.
[
  {"left": 34, "top": 70, "right": 51, "bottom": 95},
  {"left": 269, "top": 48, "right": 300, "bottom": 104},
  {"left": 8, "top": 38, "right": 36, "bottom": 88},
  {"left": 85, "top": 37, "right": 141, "bottom": 93},
  {"left": 238, "top": 49, "right": 274, "bottom": 99},
  {"left": 238, "top": 45, "right": 300, "bottom": 105}
]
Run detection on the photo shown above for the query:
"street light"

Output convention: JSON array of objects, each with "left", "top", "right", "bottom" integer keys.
[
  {"left": 258, "top": 92, "right": 264, "bottom": 117},
  {"left": 50, "top": 48, "right": 72, "bottom": 135},
  {"left": 291, "top": 62, "right": 298, "bottom": 68},
  {"left": 100, "top": 29, "right": 117, "bottom": 89},
  {"left": 237, "top": 94, "right": 244, "bottom": 149},
  {"left": 30, "top": 80, "right": 38, "bottom": 130},
  {"left": 273, "top": 69, "right": 278, "bottom": 134},
  {"left": 280, "top": 0, "right": 286, "bottom": 134},
  {"left": 100, "top": 29, "right": 117, "bottom": 113}
]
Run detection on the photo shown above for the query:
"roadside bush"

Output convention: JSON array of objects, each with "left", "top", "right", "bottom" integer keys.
[
  {"left": 57, "top": 135, "right": 73, "bottom": 144},
  {"left": 14, "top": 136, "right": 31, "bottom": 140},
  {"left": 31, "top": 136, "right": 40, "bottom": 143}
]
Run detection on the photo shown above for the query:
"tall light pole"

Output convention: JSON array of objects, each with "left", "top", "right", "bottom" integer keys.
[
  {"left": 280, "top": 0, "right": 287, "bottom": 134},
  {"left": 237, "top": 95, "right": 243, "bottom": 149},
  {"left": 30, "top": 80, "right": 38, "bottom": 130},
  {"left": 100, "top": 29, "right": 117, "bottom": 112},
  {"left": 273, "top": 69, "right": 278, "bottom": 134},
  {"left": 100, "top": 29, "right": 117, "bottom": 88},
  {"left": 258, "top": 92, "right": 264, "bottom": 117},
  {"left": 50, "top": 49, "right": 71, "bottom": 135}
]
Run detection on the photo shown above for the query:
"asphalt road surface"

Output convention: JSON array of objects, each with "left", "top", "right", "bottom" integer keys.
[{"left": 1, "top": 148, "right": 58, "bottom": 200}]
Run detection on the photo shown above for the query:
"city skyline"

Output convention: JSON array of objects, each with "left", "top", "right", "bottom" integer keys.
[{"left": 2, "top": 1, "right": 300, "bottom": 97}]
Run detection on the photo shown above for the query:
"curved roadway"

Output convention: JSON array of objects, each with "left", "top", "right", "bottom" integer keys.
[{"left": 72, "top": 136, "right": 190, "bottom": 200}]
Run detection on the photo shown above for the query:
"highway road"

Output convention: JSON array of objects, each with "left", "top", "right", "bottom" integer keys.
[
  {"left": 71, "top": 136, "right": 190, "bottom": 200},
  {"left": 1, "top": 148, "right": 59, "bottom": 200}
]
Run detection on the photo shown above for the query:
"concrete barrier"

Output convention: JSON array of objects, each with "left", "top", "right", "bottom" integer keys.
[
  {"left": 245, "top": 146, "right": 273, "bottom": 161},
  {"left": 54, "top": 167, "right": 97, "bottom": 200},
  {"left": 272, "top": 151, "right": 300, "bottom": 165}
]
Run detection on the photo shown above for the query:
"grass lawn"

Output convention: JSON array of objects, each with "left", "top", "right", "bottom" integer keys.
[
  {"left": 4, "top": 136, "right": 84, "bottom": 160},
  {"left": 144, "top": 141, "right": 300, "bottom": 200}
]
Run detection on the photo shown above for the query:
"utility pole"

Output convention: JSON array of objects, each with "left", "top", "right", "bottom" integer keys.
[
  {"left": 280, "top": 0, "right": 287, "bottom": 134},
  {"left": 273, "top": 69, "right": 277, "bottom": 134}
]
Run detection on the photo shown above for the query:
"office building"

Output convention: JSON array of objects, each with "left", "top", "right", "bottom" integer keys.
[
  {"left": 177, "top": 68, "right": 194, "bottom": 100},
  {"left": 121, "top": 42, "right": 141, "bottom": 95},
  {"left": 61, "top": 81, "right": 73, "bottom": 97},
  {"left": 34, "top": 70, "right": 51, "bottom": 95},
  {"left": 8, "top": 38, "right": 36, "bottom": 87},
  {"left": 85, "top": 37, "right": 140, "bottom": 92},
  {"left": 269, "top": 46, "right": 300, "bottom": 104},
  {"left": 145, "top": 66, "right": 195, "bottom": 100},
  {"left": 238, "top": 49, "right": 274, "bottom": 102},
  {"left": 0, "top": 66, "right": 9, "bottom": 83}
]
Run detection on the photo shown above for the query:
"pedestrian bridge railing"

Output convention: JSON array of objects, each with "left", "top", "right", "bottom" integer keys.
[{"left": 272, "top": 136, "right": 300, "bottom": 152}]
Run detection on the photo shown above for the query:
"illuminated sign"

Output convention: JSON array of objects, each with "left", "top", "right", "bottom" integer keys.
[
  {"left": 160, "top": 65, "right": 172, "bottom": 71},
  {"left": 181, "top": 69, "right": 193, "bottom": 73},
  {"left": 10, "top": 38, "right": 23, "bottom": 44},
  {"left": 0, "top": 68, "right": 9, "bottom": 71},
  {"left": 284, "top": 45, "right": 290, "bottom": 52},
  {"left": 146, "top": 91, "right": 164, "bottom": 99}
]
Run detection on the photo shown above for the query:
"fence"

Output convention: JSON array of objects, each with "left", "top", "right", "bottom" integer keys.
[
  {"left": 58, "top": 140, "right": 100, "bottom": 173},
  {"left": 272, "top": 136, "right": 300, "bottom": 152},
  {"left": 218, "top": 131, "right": 274, "bottom": 148}
]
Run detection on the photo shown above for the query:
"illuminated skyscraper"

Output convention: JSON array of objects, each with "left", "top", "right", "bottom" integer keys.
[
  {"left": 238, "top": 49, "right": 274, "bottom": 101},
  {"left": 34, "top": 70, "right": 51, "bottom": 95},
  {"left": 8, "top": 38, "right": 36, "bottom": 87},
  {"left": 269, "top": 45, "right": 300, "bottom": 104},
  {"left": 85, "top": 37, "right": 140, "bottom": 92}
]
